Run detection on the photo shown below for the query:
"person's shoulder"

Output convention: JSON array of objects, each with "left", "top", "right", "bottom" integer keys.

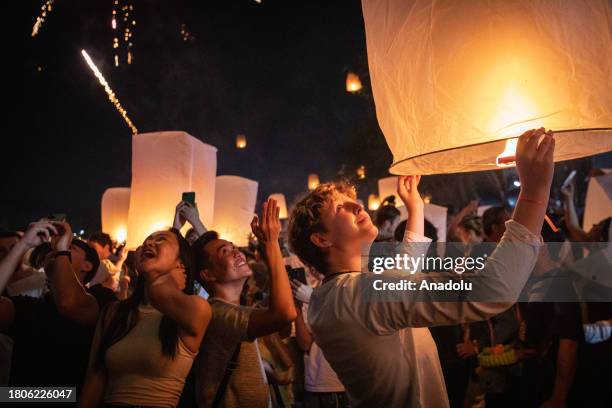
[{"left": 87, "top": 284, "right": 118, "bottom": 304}]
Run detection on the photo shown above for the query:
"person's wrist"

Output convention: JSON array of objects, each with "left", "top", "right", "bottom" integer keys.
[
  {"left": 406, "top": 200, "right": 424, "bottom": 213},
  {"left": 15, "top": 239, "right": 33, "bottom": 253}
]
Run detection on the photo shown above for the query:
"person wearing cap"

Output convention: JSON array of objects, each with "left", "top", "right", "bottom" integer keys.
[{"left": 0, "top": 219, "right": 116, "bottom": 394}]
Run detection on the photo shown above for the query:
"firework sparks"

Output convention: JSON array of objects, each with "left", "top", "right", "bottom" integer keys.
[
  {"left": 81, "top": 49, "right": 138, "bottom": 135},
  {"left": 32, "top": 0, "right": 55, "bottom": 37}
]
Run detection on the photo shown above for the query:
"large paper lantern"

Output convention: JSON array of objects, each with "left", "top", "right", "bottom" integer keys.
[
  {"left": 268, "top": 193, "right": 288, "bottom": 220},
  {"left": 127, "top": 131, "right": 217, "bottom": 249},
  {"left": 362, "top": 0, "right": 612, "bottom": 175},
  {"left": 212, "top": 175, "right": 258, "bottom": 247},
  {"left": 583, "top": 172, "right": 612, "bottom": 231},
  {"left": 101, "top": 187, "right": 131, "bottom": 243}
]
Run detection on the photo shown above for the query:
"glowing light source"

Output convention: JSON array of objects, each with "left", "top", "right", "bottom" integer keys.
[
  {"left": 362, "top": 0, "right": 612, "bottom": 175},
  {"left": 268, "top": 193, "right": 288, "bottom": 219},
  {"left": 346, "top": 72, "right": 362, "bottom": 93},
  {"left": 368, "top": 194, "right": 381, "bottom": 211},
  {"left": 101, "top": 187, "right": 131, "bottom": 243},
  {"left": 32, "top": 0, "right": 54, "bottom": 37},
  {"left": 308, "top": 174, "right": 320, "bottom": 191},
  {"left": 127, "top": 131, "right": 217, "bottom": 249},
  {"left": 236, "top": 134, "right": 247, "bottom": 149},
  {"left": 81, "top": 49, "right": 138, "bottom": 135},
  {"left": 356, "top": 165, "right": 366, "bottom": 180}
]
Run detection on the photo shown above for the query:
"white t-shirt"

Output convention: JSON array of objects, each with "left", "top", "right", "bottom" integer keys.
[
  {"left": 302, "top": 303, "right": 345, "bottom": 393},
  {"left": 89, "top": 259, "right": 121, "bottom": 290},
  {"left": 307, "top": 220, "right": 542, "bottom": 408}
]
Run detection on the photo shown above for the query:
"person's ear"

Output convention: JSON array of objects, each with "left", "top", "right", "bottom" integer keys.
[
  {"left": 310, "top": 232, "right": 332, "bottom": 249},
  {"left": 200, "top": 268, "right": 216, "bottom": 284},
  {"left": 83, "top": 260, "right": 93, "bottom": 273}
]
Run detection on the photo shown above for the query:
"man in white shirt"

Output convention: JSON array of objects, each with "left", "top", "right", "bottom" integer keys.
[
  {"left": 287, "top": 128, "right": 555, "bottom": 407},
  {"left": 88, "top": 232, "right": 127, "bottom": 291}
]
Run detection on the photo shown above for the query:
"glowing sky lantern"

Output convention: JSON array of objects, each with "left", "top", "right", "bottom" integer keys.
[
  {"left": 356, "top": 165, "right": 366, "bottom": 180},
  {"left": 236, "top": 134, "right": 247, "bottom": 149},
  {"left": 346, "top": 72, "right": 362, "bottom": 93},
  {"left": 368, "top": 194, "right": 380, "bottom": 211},
  {"left": 127, "top": 131, "right": 217, "bottom": 249},
  {"left": 212, "top": 176, "right": 258, "bottom": 247},
  {"left": 362, "top": 0, "right": 612, "bottom": 175},
  {"left": 268, "top": 193, "right": 288, "bottom": 219},
  {"left": 308, "top": 174, "right": 320, "bottom": 191},
  {"left": 101, "top": 187, "right": 130, "bottom": 243}
]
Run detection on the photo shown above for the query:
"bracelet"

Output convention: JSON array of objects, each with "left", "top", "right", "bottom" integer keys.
[
  {"left": 55, "top": 250, "right": 72, "bottom": 261},
  {"left": 517, "top": 195, "right": 547, "bottom": 205}
]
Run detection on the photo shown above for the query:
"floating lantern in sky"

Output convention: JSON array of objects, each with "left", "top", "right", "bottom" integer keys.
[
  {"left": 345, "top": 72, "right": 362, "bottom": 93},
  {"left": 212, "top": 176, "right": 258, "bottom": 247},
  {"left": 101, "top": 187, "right": 131, "bottom": 243},
  {"left": 356, "top": 165, "right": 366, "bottom": 180},
  {"left": 127, "top": 131, "right": 217, "bottom": 249},
  {"left": 268, "top": 193, "right": 288, "bottom": 219},
  {"left": 308, "top": 174, "right": 320, "bottom": 191},
  {"left": 368, "top": 194, "right": 381, "bottom": 211},
  {"left": 362, "top": 0, "right": 612, "bottom": 175},
  {"left": 236, "top": 134, "right": 247, "bottom": 149}
]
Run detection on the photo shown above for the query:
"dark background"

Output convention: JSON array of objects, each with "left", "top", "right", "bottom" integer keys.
[{"left": 1, "top": 0, "right": 608, "bottom": 234}]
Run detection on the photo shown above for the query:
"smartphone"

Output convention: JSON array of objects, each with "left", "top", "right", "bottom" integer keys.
[
  {"left": 182, "top": 192, "right": 196, "bottom": 206},
  {"left": 287, "top": 266, "right": 307, "bottom": 285}
]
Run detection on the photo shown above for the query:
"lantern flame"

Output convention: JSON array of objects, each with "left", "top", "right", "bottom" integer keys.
[
  {"left": 115, "top": 227, "right": 127, "bottom": 244},
  {"left": 236, "top": 134, "right": 247, "bottom": 149},
  {"left": 368, "top": 194, "right": 381, "bottom": 211},
  {"left": 346, "top": 72, "right": 362, "bottom": 93},
  {"left": 308, "top": 174, "right": 320, "bottom": 191}
]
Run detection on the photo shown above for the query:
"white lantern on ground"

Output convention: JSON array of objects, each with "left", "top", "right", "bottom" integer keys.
[
  {"left": 127, "top": 131, "right": 217, "bottom": 249},
  {"left": 101, "top": 187, "right": 130, "bottom": 243},
  {"left": 212, "top": 176, "right": 258, "bottom": 247},
  {"left": 268, "top": 193, "right": 288, "bottom": 220},
  {"left": 362, "top": 0, "right": 612, "bottom": 175}
]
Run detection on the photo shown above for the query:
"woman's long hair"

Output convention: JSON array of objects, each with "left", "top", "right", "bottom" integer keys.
[{"left": 94, "top": 229, "right": 196, "bottom": 369}]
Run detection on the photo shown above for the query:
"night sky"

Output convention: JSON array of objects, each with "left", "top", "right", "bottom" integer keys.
[{"left": 2, "top": 0, "right": 607, "bottom": 234}]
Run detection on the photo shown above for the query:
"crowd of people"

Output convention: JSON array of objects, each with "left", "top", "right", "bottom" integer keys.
[{"left": 0, "top": 128, "right": 610, "bottom": 408}]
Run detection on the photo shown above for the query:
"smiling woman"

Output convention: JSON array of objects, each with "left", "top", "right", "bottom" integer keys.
[{"left": 78, "top": 229, "right": 212, "bottom": 408}]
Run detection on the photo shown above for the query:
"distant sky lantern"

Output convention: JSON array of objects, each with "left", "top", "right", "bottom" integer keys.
[
  {"left": 127, "top": 131, "right": 217, "bottom": 249},
  {"left": 368, "top": 194, "right": 381, "bottom": 211},
  {"left": 268, "top": 193, "right": 288, "bottom": 219},
  {"left": 362, "top": 0, "right": 612, "bottom": 175},
  {"left": 356, "top": 165, "right": 366, "bottom": 180},
  {"left": 236, "top": 134, "right": 247, "bottom": 149},
  {"left": 212, "top": 176, "right": 258, "bottom": 247},
  {"left": 101, "top": 187, "right": 130, "bottom": 243},
  {"left": 308, "top": 174, "right": 320, "bottom": 191},
  {"left": 346, "top": 72, "right": 362, "bottom": 93}
]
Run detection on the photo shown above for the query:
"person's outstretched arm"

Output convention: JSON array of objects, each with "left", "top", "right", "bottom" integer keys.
[
  {"left": 360, "top": 128, "right": 555, "bottom": 332},
  {"left": 48, "top": 221, "right": 101, "bottom": 326},
  {"left": 248, "top": 198, "right": 298, "bottom": 339},
  {"left": 146, "top": 273, "right": 212, "bottom": 353}
]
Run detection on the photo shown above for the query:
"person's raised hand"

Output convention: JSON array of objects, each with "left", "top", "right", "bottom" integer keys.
[
  {"left": 51, "top": 220, "right": 72, "bottom": 251},
  {"left": 560, "top": 178, "right": 575, "bottom": 199},
  {"left": 173, "top": 201, "right": 187, "bottom": 230},
  {"left": 180, "top": 201, "right": 201, "bottom": 227},
  {"left": 119, "top": 245, "right": 129, "bottom": 262},
  {"left": 290, "top": 279, "right": 313, "bottom": 304},
  {"left": 397, "top": 175, "right": 423, "bottom": 212},
  {"left": 251, "top": 198, "right": 281, "bottom": 244},
  {"left": 20, "top": 220, "right": 58, "bottom": 249},
  {"left": 516, "top": 128, "right": 555, "bottom": 202}
]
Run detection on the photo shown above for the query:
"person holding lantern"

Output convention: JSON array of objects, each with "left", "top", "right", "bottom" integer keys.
[{"left": 287, "top": 128, "right": 555, "bottom": 407}]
